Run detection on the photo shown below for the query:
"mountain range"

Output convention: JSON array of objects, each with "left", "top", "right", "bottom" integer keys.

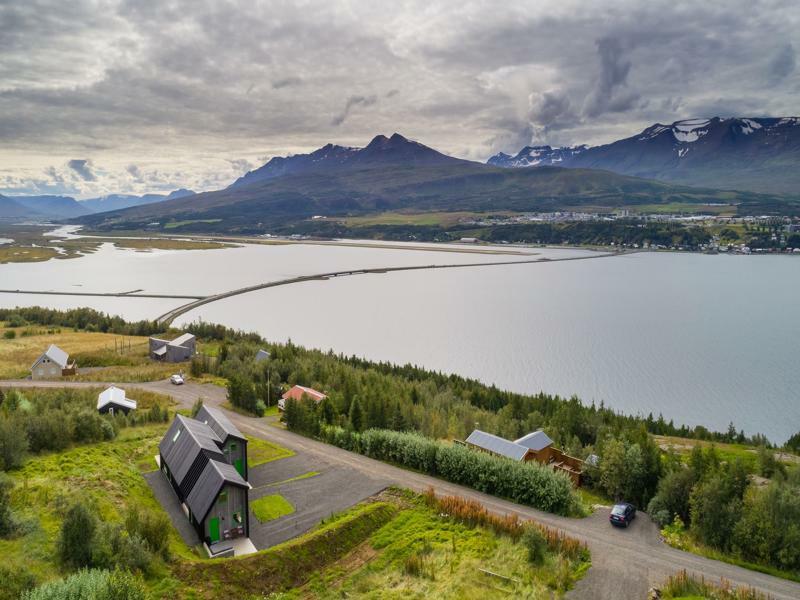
[
  {"left": 488, "top": 117, "right": 800, "bottom": 194},
  {"left": 74, "top": 131, "right": 790, "bottom": 234},
  {"left": 0, "top": 189, "right": 195, "bottom": 220}
]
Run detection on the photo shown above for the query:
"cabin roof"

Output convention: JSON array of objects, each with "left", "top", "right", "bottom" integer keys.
[
  {"left": 169, "top": 333, "right": 195, "bottom": 347},
  {"left": 465, "top": 429, "right": 529, "bottom": 461},
  {"left": 159, "top": 414, "right": 224, "bottom": 488},
  {"left": 185, "top": 458, "right": 248, "bottom": 523},
  {"left": 196, "top": 404, "right": 245, "bottom": 442},
  {"left": 514, "top": 430, "right": 554, "bottom": 452},
  {"left": 282, "top": 384, "right": 326, "bottom": 403},
  {"left": 97, "top": 386, "right": 137, "bottom": 411},
  {"left": 32, "top": 344, "right": 69, "bottom": 369}
]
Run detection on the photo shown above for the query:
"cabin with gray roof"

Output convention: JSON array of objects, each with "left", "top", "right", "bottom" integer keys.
[
  {"left": 31, "top": 344, "right": 76, "bottom": 379},
  {"left": 465, "top": 428, "right": 584, "bottom": 485},
  {"left": 255, "top": 349, "right": 270, "bottom": 362},
  {"left": 195, "top": 404, "right": 248, "bottom": 480},
  {"left": 97, "top": 386, "right": 137, "bottom": 415},
  {"left": 158, "top": 411, "right": 250, "bottom": 548},
  {"left": 149, "top": 332, "right": 196, "bottom": 362}
]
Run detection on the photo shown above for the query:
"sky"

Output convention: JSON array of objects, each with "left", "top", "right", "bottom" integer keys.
[{"left": 1, "top": 0, "right": 798, "bottom": 199}]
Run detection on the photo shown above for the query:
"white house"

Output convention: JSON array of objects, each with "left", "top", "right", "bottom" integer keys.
[
  {"left": 97, "top": 386, "right": 137, "bottom": 415},
  {"left": 31, "top": 344, "right": 76, "bottom": 380}
]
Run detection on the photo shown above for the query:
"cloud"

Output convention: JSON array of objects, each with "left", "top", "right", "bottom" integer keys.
[
  {"left": 0, "top": 0, "right": 798, "bottom": 192},
  {"left": 271, "top": 76, "right": 302, "bottom": 89},
  {"left": 331, "top": 94, "right": 378, "bottom": 126},
  {"left": 67, "top": 159, "right": 97, "bottom": 181},
  {"left": 768, "top": 43, "right": 796, "bottom": 83},
  {"left": 228, "top": 158, "right": 254, "bottom": 173},
  {"left": 583, "top": 36, "right": 640, "bottom": 118},
  {"left": 126, "top": 164, "right": 144, "bottom": 181}
]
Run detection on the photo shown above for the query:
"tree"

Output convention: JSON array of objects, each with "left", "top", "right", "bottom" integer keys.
[
  {"left": 787, "top": 431, "right": 800, "bottom": 454},
  {"left": 58, "top": 500, "right": 97, "bottom": 568},
  {"left": 689, "top": 474, "right": 742, "bottom": 551},
  {"left": 318, "top": 397, "right": 335, "bottom": 425},
  {"left": 349, "top": 397, "right": 364, "bottom": 432},
  {"left": 598, "top": 439, "right": 627, "bottom": 500},
  {"left": 0, "top": 473, "right": 15, "bottom": 537},
  {"left": 0, "top": 414, "right": 28, "bottom": 471}
]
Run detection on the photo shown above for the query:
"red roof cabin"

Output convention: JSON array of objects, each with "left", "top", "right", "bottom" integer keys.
[{"left": 279, "top": 385, "right": 327, "bottom": 411}]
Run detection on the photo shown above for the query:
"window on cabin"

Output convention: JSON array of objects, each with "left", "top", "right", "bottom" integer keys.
[
  {"left": 218, "top": 491, "right": 228, "bottom": 504},
  {"left": 230, "top": 443, "right": 237, "bottom": 451},
  {"left": 233, "top": 512, "right": 242, "bottom": 524}
]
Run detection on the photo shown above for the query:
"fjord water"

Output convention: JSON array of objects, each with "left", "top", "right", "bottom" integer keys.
[{"left": 1, "top": 241, "right": 797, "bottom": 442}]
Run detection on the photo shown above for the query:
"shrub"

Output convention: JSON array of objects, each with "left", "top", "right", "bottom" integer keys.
[
  {"left": 58, "top": 501, "right": 96, "bottom": 568},
  {"left": 0, "top": 474, "right": 16, "bottom": 536},
  {"left": 662, "top": 570, "right": 770, "bottom": 600},
  {"left": 126, "top": 508, "right": 171, "bottom": 559},
  {"left": 2, "top": 330, "right": 15, "bottom": 339},
  {"left": 21, "top": 569, "right": 147, "bottom": 600},
  {"left": 321, "top": 426, "right": 579, "bottom": 516},
  {"left": 0, "top": 414, "right": 28, "bottom": 470},
  {"left": 522, "top": 526, "right": 547, "bottom": 565},
  {"left": 0, "top": 564, "right": 36, "bottom": 600}
]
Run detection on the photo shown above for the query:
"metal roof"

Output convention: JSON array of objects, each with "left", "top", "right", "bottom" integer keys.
[
  {"left": 169, "top": 333, "right": 195, "bottom": 347},
  {"left": 514, "top": 430, "right": 554, "bottom": 452},
  {"left": 97, "top": 386, "right": 137, "bottom": 411},
  {"left": 159, "top": 414, "right": 224, "bottom": 490},
  {"left": 196, "top": 404, "right": 245, "bottom": 442},
  {"left": 185, "top": 457, "right": 248, "bottom": 523},
  {"left": 32, "top": 344, "right": 69, "bottom": 369},
  {"left": 255, "top": 349, "right": 270, "bottom": 362},
  {"left": 152, "top": 345, "right": 167, "bottom": 356},
  {"left": 465, "top": 429, "right": 529, "bottom": 461}
]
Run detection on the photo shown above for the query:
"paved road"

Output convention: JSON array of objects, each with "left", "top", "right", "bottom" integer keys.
[
  {"left": 5, "top": 379, "right": 800, "bottom": 600},
  {"left": 154, "top": 250, "right": 623, "bottom": 326}
]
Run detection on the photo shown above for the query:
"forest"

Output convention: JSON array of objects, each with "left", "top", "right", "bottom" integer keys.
[{"left": 2, "top": 306, "right": 799, "bottom": 578}]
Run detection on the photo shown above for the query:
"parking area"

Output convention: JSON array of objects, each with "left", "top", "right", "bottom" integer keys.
[
  {"left": 247, "top": 452, "right": 390, "bottom": 549},
  {"left": 144, "top": 449, "right": 390, "bottom": 552}
]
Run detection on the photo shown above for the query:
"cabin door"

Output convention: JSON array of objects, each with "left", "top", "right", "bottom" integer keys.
[
  {"left": 234, "top": 458, "right": 244, "bottom": 477},
  {"left": 209, "top": 517, "right": 220, "bottom": 543}
]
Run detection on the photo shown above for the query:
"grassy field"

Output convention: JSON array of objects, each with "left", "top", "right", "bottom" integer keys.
[
  {"left": 0, "top": 223, "right": 234, "bottom": 265},
  {"left": 163, "top": 219, "right": 222, "bottom": 229},
  {"left": 654, "top": 435, "right": 799, "bottom": 470},
  {"left": 343, "top": 211, "right": 503, "bottom": 227},
  {"left": 0, "top": 324, "right": 152, "bottom": 379},
  {"left": 660, "top": 521, "right": 800, "bottom": 584},
  {"left": 284, "top": 492, "right": 589, "bottom": 599},
  {"left": 0, "top": 423, "right": 189, "bottom": 593},
  {"left": 252, "top": 494, "right": 295, "bottom": 523},
  {"left": 247, "top": 435, "right": 296, "bottom": 467}
]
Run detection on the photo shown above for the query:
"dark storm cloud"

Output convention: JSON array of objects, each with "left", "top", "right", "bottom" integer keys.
[
  {"left": 331, "top": 95, "right": 378, "bottom": 126},
  {"left": 67, "top": 159, "right": 96, "bottom": 181},
  {"left": 768, "top": 43, "right": 796, "bottom": 83},
  {"left": 272, "top": 77, "right": 303, "bottom": 89},
  {"left": 583, "top": 37, "right": 640, "bottom": 117},
  {"left": 1, "top": 0, "right": 798, "bottom": 196}
]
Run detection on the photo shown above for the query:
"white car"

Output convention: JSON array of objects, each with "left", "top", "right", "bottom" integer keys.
[{"left": 170, "top": 374, "right": 185, "bottom": 385}]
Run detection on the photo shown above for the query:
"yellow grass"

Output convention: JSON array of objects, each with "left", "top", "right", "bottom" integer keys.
[{"left": 0, "top": 326, "right": 152, "bottom": 379}]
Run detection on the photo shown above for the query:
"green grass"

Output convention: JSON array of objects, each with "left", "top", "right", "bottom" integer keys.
[
  {"left": 247, "top": 435, "right": 295, "bottom": 467},
  {"left": 661, "top": 524, "right": 800, "bottom": 584},
  {"left": 174, "top": 500, "right": 398, "bottom": 598},
  {"left": 290, "top": 493, "right": 589, "bottom": 599},
  {"left": 163, "top": 219, "right": 222, "bottom": 229},
  {"left": 0, "top": 423, "right": 195, "bottom": 593},
  {"left": 252, "top": 494, "right": 295, "bottom": 523},
  {"left": 262, "top": 471, "right": 320, "bottom": 487}
]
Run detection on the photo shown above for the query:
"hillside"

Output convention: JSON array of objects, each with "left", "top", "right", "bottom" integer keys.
[
  {"left": 9, "top": 195, "right": 91, "bottom": 218},
  {"left": 0, "top": 195, "right": 40, "bottom": 219},
  {"left": 74, "top": 133, "right": 782, "bottom": 234},
  {"left": 491, "top": 117, "right": 800, "bottom": 195}
]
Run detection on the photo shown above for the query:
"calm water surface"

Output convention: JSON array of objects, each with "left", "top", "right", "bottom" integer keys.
[{"left": 0, "top": 239, "right": 797, "bottom": 442}]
